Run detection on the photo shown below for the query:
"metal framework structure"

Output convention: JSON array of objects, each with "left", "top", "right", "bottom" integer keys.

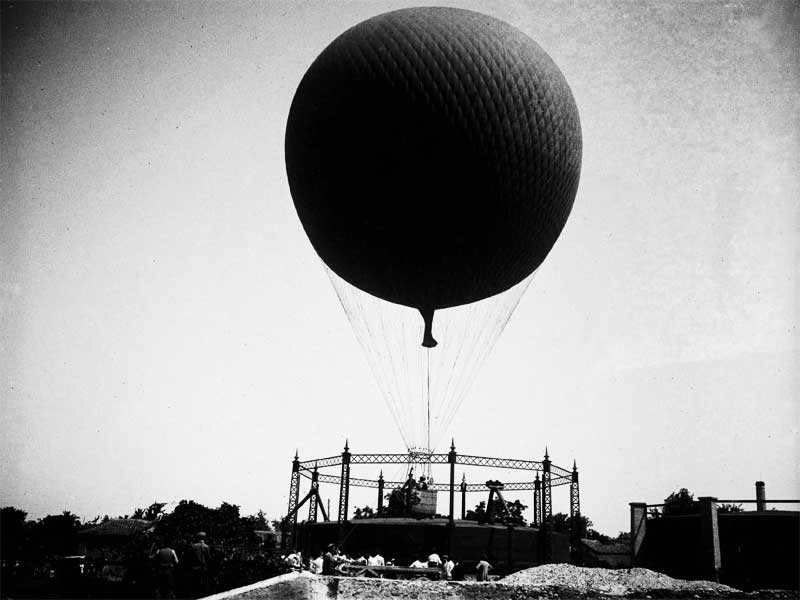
[
  {"left": 570, "top": 460, "right": 580, "bottom": 521},
  {"left": 281, "top": 441, "right": 580, "bottom": 551}
]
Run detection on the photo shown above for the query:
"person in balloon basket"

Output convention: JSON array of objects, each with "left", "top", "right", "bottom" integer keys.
[{"left": 475, "top": 554, "right": 493, "bottom": 581}]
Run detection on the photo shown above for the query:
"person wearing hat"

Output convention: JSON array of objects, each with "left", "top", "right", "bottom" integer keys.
[
  {"left": 190, "top": 532, "right": 211, "bottom": 596},
  {"left": 151, "top": 539, "right": 178, "bottom": 599}
]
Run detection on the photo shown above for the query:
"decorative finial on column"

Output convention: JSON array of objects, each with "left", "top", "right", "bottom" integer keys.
[
  {"left": 294, "top": 449, "right": 299, "bottom": 460},
  {"left": 344, "top": 439, "right": 349, "bottom": 452},
  {"left": 451, "top": 438, "right": 456, "bottom": 451},
  {"left": 462, "top": 473, "right": 466, "bottom": 483},
  {"left": 535, "top": 472, "right": 540, "bottom": 482},
  {"left": 573, "top": 459, "right": 577, "bottom": 471},
  {"left": 544, "top": 447, "right": 549, "bottom": 460}
]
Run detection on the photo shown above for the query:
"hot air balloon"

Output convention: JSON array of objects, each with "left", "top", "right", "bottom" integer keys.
[{"left": 286, "top": 7, "right": 581, "bottom": 461}]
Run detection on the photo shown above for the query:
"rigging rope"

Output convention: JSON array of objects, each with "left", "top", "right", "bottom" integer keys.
[
  {"left": 426, "top": 348, "right": 431, "bottom": 456},
  {"left": 327, "top": 267, "right": 535, "bottom": 456}
]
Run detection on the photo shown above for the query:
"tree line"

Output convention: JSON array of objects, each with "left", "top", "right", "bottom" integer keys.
[{"left": 1, "top": 501, "right": 285, "bottom": 599}]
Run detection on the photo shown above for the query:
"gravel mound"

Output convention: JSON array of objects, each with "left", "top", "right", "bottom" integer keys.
[{"left": 501, "top": 564, "right": 741, "bottom": 595}]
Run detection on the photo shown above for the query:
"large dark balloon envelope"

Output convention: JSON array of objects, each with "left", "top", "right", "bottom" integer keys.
[{"left": 286, "top": 7, "right": 582, "bottom": 345}]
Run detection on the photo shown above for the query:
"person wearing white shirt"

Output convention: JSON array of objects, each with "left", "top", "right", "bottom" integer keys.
[
  {"left": 442, "top": 555, "right": 455, "bottom": 580},
  {"left": 310, "top": 552, "right": 324, "bottom": 574},
  {"left": 367, "top": 552, "right": 385, "bottom": 567},
  {"left": 427, "top": 549, "right": 442, "bottom": 568},
  {"left": 409, "top": 558, "right": 427, "bottom": 568}
]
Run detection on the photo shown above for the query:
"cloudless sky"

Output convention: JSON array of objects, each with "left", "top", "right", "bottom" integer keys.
[{"left": 1, "top": 1, "right": 798, "bottom": 537}]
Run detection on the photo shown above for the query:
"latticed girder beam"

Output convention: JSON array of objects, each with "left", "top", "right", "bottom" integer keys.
[
  {"left": 298, "top": 455, "right": 342, "bottom": 470},
  {"left": 299, "top": 452, "right": 572, "bottom": 477},
  {"left": 351, "top": 453, "right": 451, "bottom": 465},
  {"left": 300, "top": 471, "right": 571, "bottom": 491},
  {"left": 457, "top": 454, "right": 543, "bottom": 472}
]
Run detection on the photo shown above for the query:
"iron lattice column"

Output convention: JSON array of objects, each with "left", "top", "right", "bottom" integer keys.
[
  {"left": 570, "top": 461, "right": 580, "bottom": 524},
  {"left": 377, "top": 471, "right": 384, "bottom": 514},
  {"left": 447, "top": 440, "right": 457, "bottom": 558},
  {"left": 448, "top": 440, "right": 457, "bottom": 523},
  {"left": 283, "top": 451, "right": 301, "bottom": 551},
  {"left": 460, "top": 474, "right": 467, "bottom": 520},
  {"left": 542, "top": 449, "right": 552, "bottom": 521},
  {"left": 533, "top": 473, "right": 541, "bottom": 527},
  {"left": 338, "top": 440, "right": 351, "bottom": 524},
  {"left": 308, "top": 465, "right": 319, "bottom": 523},
  {"left": 569, "top": 461, "right": 581, "bottom": 564},
  {"left": 539, "top": 449, "right": 553, "bottom": 564}
]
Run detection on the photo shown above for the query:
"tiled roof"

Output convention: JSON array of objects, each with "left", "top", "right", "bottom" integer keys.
[{"left": 81, "top": 518, "right": 154, "bottom": 537}]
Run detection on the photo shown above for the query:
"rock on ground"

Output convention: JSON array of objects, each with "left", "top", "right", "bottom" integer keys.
[{"left": 501, "top": 564, "right": 740, "bottom": 595}]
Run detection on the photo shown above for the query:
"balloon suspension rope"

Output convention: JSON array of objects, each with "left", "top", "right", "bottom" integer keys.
[{"left": 426, "top": 347, "right": 431, "bottom": 456}]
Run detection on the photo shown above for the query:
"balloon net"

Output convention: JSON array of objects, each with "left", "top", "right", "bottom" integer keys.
[{"left": 326, "top": 268, "right": 534, "bottom": 457}]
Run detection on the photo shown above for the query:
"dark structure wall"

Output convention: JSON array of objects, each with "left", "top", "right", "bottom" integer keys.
[
  {"left": 296, "top": 519, "right": 570, "bottom": 575},
  {"left": 718, "top": 512, "right": 799, "bottom": 591},
  {"left": 637, "top": 515, "right": 705, "bottom": 580},
  {"left": 633, "top": 508, "right": 799, "bottom": 591}
]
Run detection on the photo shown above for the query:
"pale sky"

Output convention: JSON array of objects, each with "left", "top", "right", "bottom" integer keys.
[{"left": 1, "top": 1, "right": 798, "bottom": 537}]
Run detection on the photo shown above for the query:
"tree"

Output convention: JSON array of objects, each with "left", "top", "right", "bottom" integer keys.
[
  {"left": 29, "top": 511, "right": 83, "bottom": 556},
  {"left": 550, "top": 512, "right": 597, "bottom": 536},
  {"left": 241, "top": 510, "right": 269, "bottom": 530},
  {"left": 464, "top": 500, "right": 487, "bottom": 522},
  {"left": 465, "top": 499, "right": 527, "bottom": 525},
  {"left": 127, "top": 502, "right": 167, "bottom": 520},
  {"left": 352, "top": 505, "right": 375, "bottom": 519},
  {"left": 663, "top": 488, "right": 697, "bottom": 516},
  {"left": 1, "top": 507, "right": 28, "bottom": 564}
]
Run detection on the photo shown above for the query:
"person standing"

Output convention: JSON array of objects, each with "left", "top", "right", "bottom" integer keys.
[
  {"left": 151, "top": 541, "right": 179, "bottom": 599},
  {"left": 475, "top": 555, "right": 492, "bottom": 581},
  {"left": 190, "top": 532, "right": 211, "bottom": 597}
]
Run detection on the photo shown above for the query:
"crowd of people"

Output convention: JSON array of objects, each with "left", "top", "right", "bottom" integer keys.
[
  {"left": 282, "top": 544, "right": 494, "bottom": 581},
  {"left": 150, "top": 532, "right": 214, "bottom": 599}
]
